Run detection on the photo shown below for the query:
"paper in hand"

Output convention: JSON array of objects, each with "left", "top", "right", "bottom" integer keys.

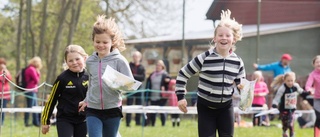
[
  {"left": 102, "top": 65, "right": 142, "bottom": 91},
  {"left": 238, "top": 79, "right": 256, "bottom": 112}
]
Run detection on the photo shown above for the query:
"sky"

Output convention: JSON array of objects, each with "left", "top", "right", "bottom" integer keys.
[
  {"left": 0, "top": 0, "right": 215, "bottom": 36},
  {"left": 183, "top": 0, "right": 214, "bottom": 32}
]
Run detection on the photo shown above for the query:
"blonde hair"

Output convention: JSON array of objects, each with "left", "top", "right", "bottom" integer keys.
[
  {"left": 92, "top": 15, "right": 126, "bottom": 52},
  {"left": 63, "top": 45, "right": 88, "bottom": 70},
  {"left": 312, "top": 55, "right": 320, "bottom": 65},
  {"left": 157, "top": 60, "right": 166, "bottom": 71},
  {"left": 64, "top": 45, "right": 88, "bottom": 62},
  {"left": 214, "top": 9, "right": 242, "bottom": 52},
  {"left": 270, "top": 72, "right": 296, "bottom": 90},
  {"left": 28, "top": 56, "right": 43, "bottom": 70},
  {"left": 300, "top": 100, "right": 313, "bottom": 110},
  {"left": 252, "top": 71, "right": 263, "bottom": 81}
]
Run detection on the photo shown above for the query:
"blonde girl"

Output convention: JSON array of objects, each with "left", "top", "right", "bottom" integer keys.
[
  {"left": 41, "top": 45, "right": 88, "bottom": 136},
  {"left": 78, "top": 15, "right": 132, "bottom": 137},
  {"left": 175, "top": 9, "right": 245, "bottom": 137}
]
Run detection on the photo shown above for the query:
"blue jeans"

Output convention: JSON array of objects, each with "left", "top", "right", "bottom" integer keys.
[
  {"left": 24, "top": 92, "right": 40, "bottom": 126},
  {"left": 0, "top": 99, "right": 8, "bottom": 125},
  {"left": 87, "top": 116, "right": 120, "bottom": 137}
]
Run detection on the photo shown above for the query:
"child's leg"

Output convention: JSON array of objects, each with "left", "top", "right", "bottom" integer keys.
[
  {"left": 288, "top": 112, "right": 294, "bottom": 137},
  {"left": 177, "top": 115, "right": 180, "bottom": 127},
  {"left": 281, "top": 112, "right": 289, "bottom": 136},
  {"left": 314, "top": 109, "right": 320, "bottom": 137}
]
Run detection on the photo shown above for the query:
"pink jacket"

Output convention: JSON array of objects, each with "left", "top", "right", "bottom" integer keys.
[
  {"left": 252, "top": 81, "right": 269, "bottom": 105},
  {"left": 162, "top": 80, "right": 177, "bottom": 106},
  {"left": 0, "top": 69, "right": 12, "bottom": 99},
  {"left": 24, "top": 65, "right": 40, "bottom": 92},
  {"left": 305, "top": 69, "right": 320, "bottom": 99}
]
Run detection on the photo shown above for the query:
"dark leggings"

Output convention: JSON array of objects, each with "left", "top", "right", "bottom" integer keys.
[
  {"left": 197, "top": 102, "right": 234, "bottom": 137},
  {"left": 149, "top": 99, "right": 167, "bottom": 126},
  {"left": 56, "top": 120, "right": 87, "bottom": 137},
  {"left": 315, "top": 109, "right": 320, "bottom": 128},
  {"left": 280, "top": 111, "right": 294, "bottom": 137}
]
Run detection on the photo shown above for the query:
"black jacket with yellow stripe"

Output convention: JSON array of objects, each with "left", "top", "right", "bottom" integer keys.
[{"left": 41, "top": 69, "right": 88, "bottom": 125}]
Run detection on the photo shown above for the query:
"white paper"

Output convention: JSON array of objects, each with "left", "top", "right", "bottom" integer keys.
[
  {"left": 238, "top": 79, "right": 256, "bottom": 112},
  {"left": 102, "top": 65, "right": 142, "bottom": 91}
]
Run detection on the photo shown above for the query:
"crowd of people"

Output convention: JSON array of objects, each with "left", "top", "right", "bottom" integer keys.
[{"left": 0, "top": 10, "right": 318, "bottom": 137}]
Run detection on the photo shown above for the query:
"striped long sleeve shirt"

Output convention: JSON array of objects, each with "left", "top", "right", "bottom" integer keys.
[{"left": 175, "top": 48, "right": 246, "bottom": 108}]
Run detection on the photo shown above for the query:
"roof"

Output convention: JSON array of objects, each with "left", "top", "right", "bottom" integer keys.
[
  {"left": 125, "top": 21, "right": 320, "bottom": 45},
  {"left": 206, "top": 0, "right": 320, "bottom": 25}
]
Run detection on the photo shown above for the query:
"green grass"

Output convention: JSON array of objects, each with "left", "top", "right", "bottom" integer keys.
[{"left": 0, "top": 114, "right": 313, "bottom": 137}]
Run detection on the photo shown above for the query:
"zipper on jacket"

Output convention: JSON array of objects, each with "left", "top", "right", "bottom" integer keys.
[
  {"left": 220, "top": 59, "right": 226, "bottom": 103},
  {"left": 99, "top": 60, "right": 104, "bottom": 109}
]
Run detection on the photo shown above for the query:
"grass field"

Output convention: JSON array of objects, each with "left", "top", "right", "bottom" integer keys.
[{"left": 0, "top": 114, "right": 313, "bottom": 137}]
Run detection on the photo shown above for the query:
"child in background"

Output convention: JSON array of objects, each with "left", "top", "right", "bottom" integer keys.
[
  {"left": 297, "top": 100, "right": 315, "bottom": 129},
  {"left": 304, "top": 55, "right": 320, "bottom": 136},
  {"left": 251, "top": 71, "right": 269, "bottom": 126},
  {"left": 272, "top": 72, "right": 306, "bottom": 137},
  {"left": 162, "top": 79, "right": 180, "bottom": 127},
  {"left": 41, "top": 45, "right": 88, "bottom": 136},
  {"left": 232, "top": 87, "right": 241, "bottom": 127},
  {"left": 78, "top": 15, "right": 132, "bottom": 137},
  {"left": 0, "top": 58, "right": 12, "bottom": 126}
]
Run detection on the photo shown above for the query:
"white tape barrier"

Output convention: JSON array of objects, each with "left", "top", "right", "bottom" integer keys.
[{"left": 1, "top": 106, "right": 313, "bottom": 115}]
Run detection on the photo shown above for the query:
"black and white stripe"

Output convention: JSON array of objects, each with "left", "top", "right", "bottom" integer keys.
[{"left": 176, "top": 48, "right": 245, "bottom": 104}]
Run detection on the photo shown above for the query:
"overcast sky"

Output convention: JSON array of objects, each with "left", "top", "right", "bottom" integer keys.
[{"left": 184, "top": 0, "right": 213, "bottom": 32}]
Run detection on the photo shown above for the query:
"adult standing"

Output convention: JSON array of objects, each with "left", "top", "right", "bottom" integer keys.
[
  {"left": 126, "top": 51, "right": 145, "bottom": 127},
  {"left": 0, "top": 58, "right": 12, "bottom": 126},
  {"left": 24, "top": 56, "right": 42, "bottom": 127},
  {"left": 145, "top": 60, "right": 171, "bottom": 127}
]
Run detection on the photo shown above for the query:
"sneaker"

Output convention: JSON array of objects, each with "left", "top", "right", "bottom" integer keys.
[{"left": 282, "top": 133, "right": 288, "bottom": 137}]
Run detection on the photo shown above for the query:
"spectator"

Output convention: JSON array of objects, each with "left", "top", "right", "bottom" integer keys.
[
  {"left": 162, "top": 79, "right": 180, "bottom": 127},
  {"left": 297, "top": 100, "right": 315, "bottom": 129},
  {"left": 24, "top": 56, "right": 42, "bottom": 127},
  {"left": 145, "top": 60, "right": 171, "bottom": 127},
  {"left": 253, "top": 53, "right": 292, "bottom": 78},
  {"left": 251, "top": 71, "right": 269, "bottom": 126},
  {"left": 126, "top": 51, "right": 145, "bottom": 127},
  {"left": 0, "top": 58, "right": 12, "bottom": 126}
]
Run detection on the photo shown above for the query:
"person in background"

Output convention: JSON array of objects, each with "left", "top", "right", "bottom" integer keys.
[
  {"left": 272, "top": 72, "right": 306, "bottom": 137},
  {"left": 251, "top": 71, "right": 269, "bottom": 126},
  {"left": 297, "top": 100, "right": 315, "bottom": 129},
  {"left": 145, "top": 60, "right": 171, "bottom": 127},
  {"left": 232, "top": 87, "right": 241, "bottom": 127},
  {"left": 253, "top": 53, "right": 292, "bottom": 78},
  {"left": 175, "top": 9, "right": 245, "bottom": 137},
  {"left": 41, "top": 45, "right": 88, "bottom": 136},
  {"left": 0, "top": 58, "right": 12, "bottom": 126},
  {"left": 24, "top": 56, "right": 42, "bottom": 127},
  {"left": 162, "top": 79, "right": 180, "bottom": 127},
  {"left": 78, "top": 15, "right": 132, "bottom": 137},
  {"left": 126, "top": 51, "right": 145, "bottom": 127},
  {"left": 304, "top": 55, "right": 320, "bottom": 137}
]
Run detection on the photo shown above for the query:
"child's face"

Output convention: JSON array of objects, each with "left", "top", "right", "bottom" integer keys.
[
  {"left": 66, "top": 52, "right": 86, "bottom": 73},
  {"left": 313, "top": 58, "right": 320, "bottom": 71},
  {"left": 213, "top": 26, "right": 235, "bottom": 51},
  {"left": 93, "top": 33, "right": 112, "bottom": 57},
  {"left": 284, "top": 75, "right": 295, "bottom": 88}
]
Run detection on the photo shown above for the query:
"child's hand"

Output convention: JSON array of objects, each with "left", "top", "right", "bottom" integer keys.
[
  {"left": 237, "top": 84, "right": 244, "bottom": 90},
  {"left": 41, "top": 125, "right": 50, "bottom": 134},
  {"left": 78, "top": 101, "right": 87, "bottom": 112},
  {"left": 178, "top": 99, "right": 188, "bottom": 113}
]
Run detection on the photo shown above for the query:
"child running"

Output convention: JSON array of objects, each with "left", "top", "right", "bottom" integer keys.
[
  {"left": 78, "top": 15, "right": 133, "bottom": 137},
  {"left": 41, "top": 45, "right": 88, "bottom": 137},
  {"left": 272, "top": 72, "right": 306, "bottom": 137},
  {"left": 175, "top": 9, "right": 245, "bottom": 137},
  {"left": 305, "top": 55, "right": 320, "bottom": 137}
]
